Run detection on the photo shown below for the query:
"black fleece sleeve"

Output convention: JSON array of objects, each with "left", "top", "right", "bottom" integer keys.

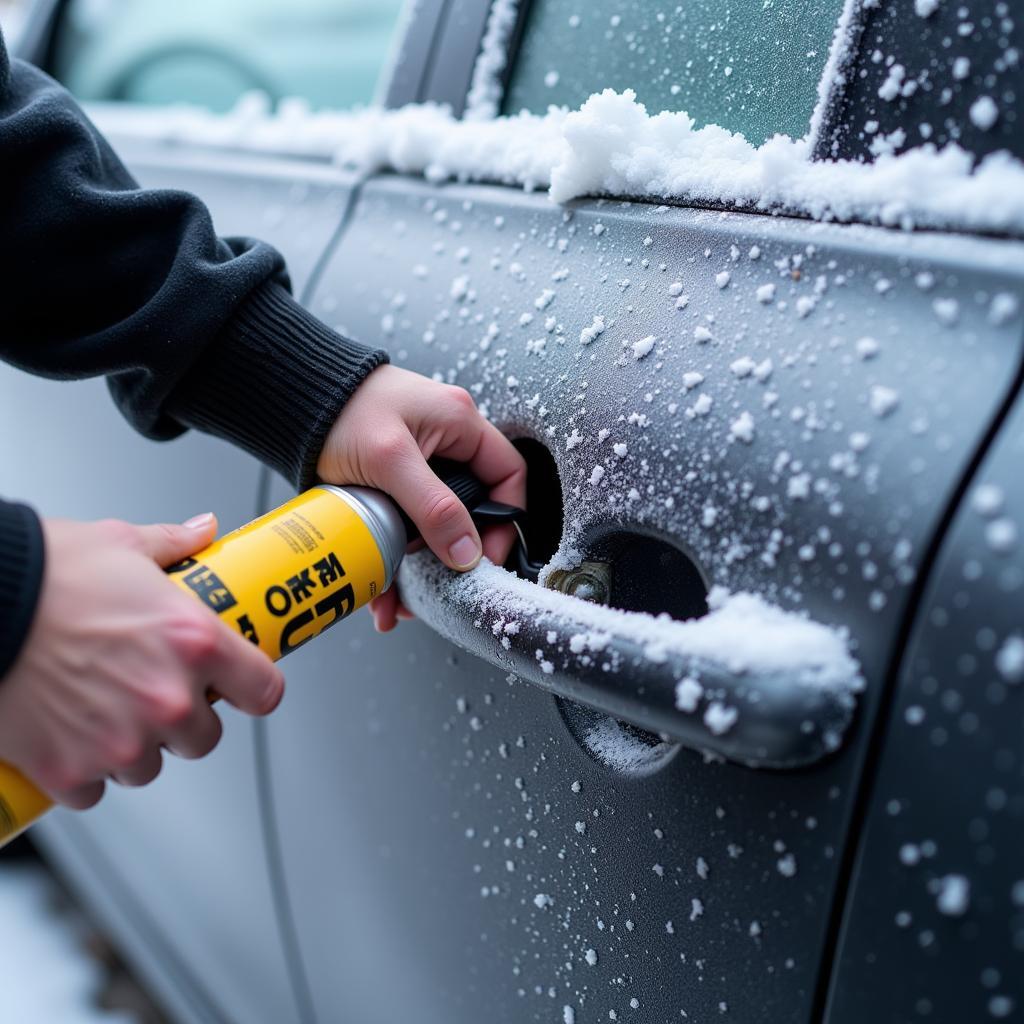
[
  {"left": 0, "top": 33, "right": 388, "bottom": 679},
  {"left": 0, "top": 38, "right": 388, "bottom": 489}
]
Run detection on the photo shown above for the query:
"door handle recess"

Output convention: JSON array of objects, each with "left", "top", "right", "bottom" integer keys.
[{"left": 399, "top": 553, "right": 863, "bottom": 769}]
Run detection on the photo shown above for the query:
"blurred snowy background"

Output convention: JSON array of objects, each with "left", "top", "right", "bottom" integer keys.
[{"left": 0, "top": 840, "right": 166, "bottom": 1022}]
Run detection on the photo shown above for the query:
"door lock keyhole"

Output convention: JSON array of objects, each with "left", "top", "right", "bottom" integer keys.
[{"left": 545, "top": 561, "right": 612, "bottom": 605}]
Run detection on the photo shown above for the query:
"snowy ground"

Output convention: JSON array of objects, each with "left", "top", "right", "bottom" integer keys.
[{"left": 0, "top": 861, "right": 150, "bottom": 1023}]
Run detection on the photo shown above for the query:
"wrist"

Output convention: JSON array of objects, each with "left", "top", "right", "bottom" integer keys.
[{"left": 314, "top": 363, "right": 394, "bottom": 483}]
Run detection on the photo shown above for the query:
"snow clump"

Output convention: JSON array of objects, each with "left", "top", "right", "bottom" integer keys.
[
  {"left": 869, "top": 385, "right": 900, "bottom": 418},
  {"left": 579, "top": 315, "right": 606, "bottom": 345},
  {"left": 935, "top": 874, "right": 971, "bottom": 916},
  {"left": 675, "top": 676, "right": 704, "bottom": 712},
  {"left": 463, "top": 0, "right": 521, "bottom": 120},
  {"left": 631, "top": 335, "right": 656, "bottom": 360},
  {"left": 969, "top": 96, "right": 999, "bottom": 132},
  {"left": 995, "top": 636, "right": 1024, "bottom": 684}
]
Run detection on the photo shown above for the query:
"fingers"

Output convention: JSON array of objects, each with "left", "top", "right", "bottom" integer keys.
[
  {"left": 378, "top": 438, "right": 484, "bottom": 571},
  {"left": 370, "top": 589, "right": 400, "bottom": 632},
  {"left": 163, "top": 705, "right": 223, "bottom": 761},
  {"left": 110, "top": 745, "right": 164, "bottom": 787},
  {"left": 130, "top": 514, "right": 219, "bottom": 568},
  {"left": 480, "top": 524, "right": 519, "bottom": 568},
  {"left": 437, "top": 415, "right": 528, "bottom": 510},
  {"left": 369, "top": 586, "right": 415, "bottom": 632},
  {"left": 178, "top": 616, "right": 284, "bottom": 718},
  {"left": 421, "top": 395, "right": 527, "bottom": 570},
  {"left": 48, "top": 779, "right": 105, "bottom": 811}
]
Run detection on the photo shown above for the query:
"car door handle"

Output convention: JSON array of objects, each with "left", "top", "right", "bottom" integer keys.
[{"left": 398, "top": 552, "right": 862, "bottom": 769}]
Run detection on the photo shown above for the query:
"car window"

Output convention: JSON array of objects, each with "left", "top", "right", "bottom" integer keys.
[
  {"left": 818, "top": 0, "right": 1022, "bottom": 163},
  {"left": 502, "top": 0, "right": 846, "bottom": 144},
  {"left": 50, "top": 0, "right": 405, "bottom": 112}
]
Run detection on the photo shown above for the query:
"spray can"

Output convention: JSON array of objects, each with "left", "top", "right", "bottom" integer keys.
[
  {"left": 0, "top": 463, "right": 521, "bottom": 846},
  {"left": 163, "top": 484, "right": 408, "bottom": 662}
]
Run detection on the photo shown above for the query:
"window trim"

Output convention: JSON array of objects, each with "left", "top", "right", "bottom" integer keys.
[
  {"left": 808, "top": 0, "right": 870, "bottom": 157},
  {"left": 381, "top": 0, "right": 450, "bottom": 109},
  {"left": 463, "top": 0, "right": 532, "bottom": 120}
]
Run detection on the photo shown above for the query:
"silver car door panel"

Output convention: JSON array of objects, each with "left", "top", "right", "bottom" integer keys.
[{"left": 264, "top": 176, "right": 1024, "bottom": 1022}]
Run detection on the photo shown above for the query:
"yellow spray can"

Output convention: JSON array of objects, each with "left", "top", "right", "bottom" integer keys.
[{"left": 0, "top": 465, "right": 507, "bottom": 846}]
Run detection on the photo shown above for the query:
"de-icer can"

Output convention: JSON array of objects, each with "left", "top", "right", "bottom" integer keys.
[{"left": 166, "top": 485, "right": 407, "bottom": 660}]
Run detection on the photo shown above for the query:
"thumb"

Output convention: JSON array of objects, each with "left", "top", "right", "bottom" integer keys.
[
  {"left": 133, "top": 513, "right": 219, "bottom": 567},
  {"left": 382, "top": 442, "right": 482, "bottom": 571}
]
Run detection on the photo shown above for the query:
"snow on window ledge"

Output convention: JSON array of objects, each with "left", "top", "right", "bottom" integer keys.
[{"left": 90, "top": 88, "right": 1024, "bottom": 236}]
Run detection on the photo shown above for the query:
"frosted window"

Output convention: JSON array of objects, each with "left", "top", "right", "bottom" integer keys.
[{"left": 503, "top": 0, "right": 844, "bottom": 144}]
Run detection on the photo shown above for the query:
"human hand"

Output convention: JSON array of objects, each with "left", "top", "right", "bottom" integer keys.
[
  {"left": 0, "top": 515, "right": 284, "bottom": 809},
  {"left": 316, "top": 365, "right": 527, "bottom": 632}
]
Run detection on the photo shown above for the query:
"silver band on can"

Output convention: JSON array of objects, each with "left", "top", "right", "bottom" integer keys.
[{"left": 317, "top": 485, "right": 407, "bottom": 592}]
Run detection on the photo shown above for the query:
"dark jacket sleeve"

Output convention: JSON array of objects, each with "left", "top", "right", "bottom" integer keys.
[
  {"left": 0, "top": 38, "right": 388, "bottom": 487},
  {"left": 0, "top": 499, "right": 44, "bottom": 680},
  {"left": 0, "top": 34, "right": 388, "bottom": 677}
]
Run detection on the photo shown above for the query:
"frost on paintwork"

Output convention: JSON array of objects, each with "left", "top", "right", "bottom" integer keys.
[
  {"left": 292, "top": 93, "right": 1024, "bottom": 1017},
  {"left": 824, "top": 386, "right": 1024, "bottom": 1018},
  {"left": 353, "top": 184, "right": 1024, "bottom": 692}
]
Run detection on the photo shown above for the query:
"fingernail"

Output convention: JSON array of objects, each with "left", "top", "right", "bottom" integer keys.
[
  {"left": 183, "top": 513, "right": 214, "bottom": 530},
  {"left": 448, "top": 534, "right": 481, "bottom": 570}
]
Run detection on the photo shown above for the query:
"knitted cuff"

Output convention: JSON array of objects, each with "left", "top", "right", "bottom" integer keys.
[
  {"left": 0, "top": 499, "right": 44, "bottom": 680},
  {"left": 168, "top": 280, "right": 389, "bottom": 489}
]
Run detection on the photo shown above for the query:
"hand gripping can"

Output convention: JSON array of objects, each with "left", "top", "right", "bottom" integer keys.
[
  {"left": 0, "top": 485, "right": 408, "bottom": 845},
  {"left": 0, "top": 465, "right": 505, "bottom": 845},
  {"left": 165, "top": 485, "right": 407, "bottom": 660}
]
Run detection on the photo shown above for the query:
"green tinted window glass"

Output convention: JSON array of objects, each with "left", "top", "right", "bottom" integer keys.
[
  {"left": 503, "top": 0, "right": 844, "bottom": 143},
  {"left": 51, "top": 0, "right": 404, "bottom": 112}
]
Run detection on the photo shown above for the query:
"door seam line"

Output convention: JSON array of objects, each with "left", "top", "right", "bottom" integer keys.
[
  {"left": 809, "top": 338, "right": 1024, "bottom": 1022},
  {"left": 253, "top": 172, "right": 374, "bottom": 1024}
]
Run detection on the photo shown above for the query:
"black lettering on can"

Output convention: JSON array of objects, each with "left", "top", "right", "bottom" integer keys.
[
  {"left": 236, "top": 613, "right": 260, "bottom": 646},
  {"left": 180, "top": 564, "right": 237, "bottom": 615},
  {"left": 265, "top": 584, "right": 292, "bottom": 617},
  {"left": 279, "top": 609, "right": 316, "bottom": 655}
]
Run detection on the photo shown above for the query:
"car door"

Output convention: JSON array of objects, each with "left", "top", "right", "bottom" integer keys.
[
  {"left": 1, "top": 2, "right": 410, "bottom": 1021},
  {"left": 263, "top": 1, "right": 1024, "bottom": 1022}
]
